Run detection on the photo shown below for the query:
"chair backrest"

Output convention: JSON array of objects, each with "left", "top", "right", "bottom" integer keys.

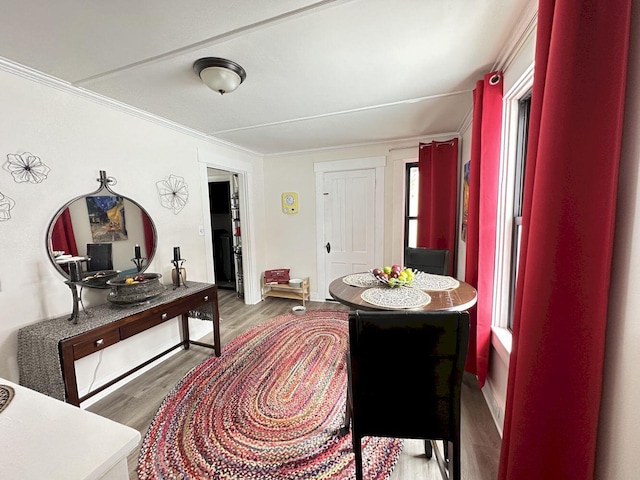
[
  {"left": 404, "top": 247, "right": 450, "bottom": 275},
  {"left": 86, "top": 243, "right": 113, "bottom": 272},
  {"left": 347, "top": 309, "right": 469, "bottom": 441}
]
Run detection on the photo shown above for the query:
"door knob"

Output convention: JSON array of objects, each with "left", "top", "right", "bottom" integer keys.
[{"left": 325, "top": 242, "right": 331, "bottom": 253}]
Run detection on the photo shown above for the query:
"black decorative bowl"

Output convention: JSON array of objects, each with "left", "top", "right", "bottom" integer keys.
[{"left": 106, "top": 273, "right": 165, "bottom": 306}]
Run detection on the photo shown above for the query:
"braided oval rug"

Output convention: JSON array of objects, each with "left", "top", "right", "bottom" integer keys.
[{"left": 137, "top": 309, "right": 403, "bottom": 479}]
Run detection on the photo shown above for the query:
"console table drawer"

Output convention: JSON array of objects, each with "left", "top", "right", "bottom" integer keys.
[
  {"left": 73, "top": 329, "right": 120, "bottom": 360},
  {"left": 119, "top": 303, "right": 187, "bottom": 339}
]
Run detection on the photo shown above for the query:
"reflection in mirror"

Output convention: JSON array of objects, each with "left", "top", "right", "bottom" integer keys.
[{"left": 47, "top": 171, "right": 157, "bottom": 287}]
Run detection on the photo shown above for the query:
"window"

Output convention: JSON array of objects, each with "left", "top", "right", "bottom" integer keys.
[
  {"left": 405, "top": 162, "right": 419, "bottom": 249},
  {"left": 493, "top": 66, "right": 533, "bottom": 338},
  {"left": 507, "top": 96, "right": 531, "bottom": 329}
]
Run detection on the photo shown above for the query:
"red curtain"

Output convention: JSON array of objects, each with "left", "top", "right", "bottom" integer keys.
[
  {"left": 142, "top": 211, "right": 154, "bottom": 260},
  {"left": 498, "top": 1, "right": 632, "bottom": 479},
  {"left": 464, "top": 72, "right": 503, "bottom": 387},
  {"left": 50, "top": 208, "right": 78, "bottom": 256},
  {"left": 416, "top": 138, "right": 458, "bottom": 274}
]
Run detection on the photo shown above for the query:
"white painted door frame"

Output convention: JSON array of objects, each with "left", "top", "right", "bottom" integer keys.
[
  {"left": 314, "top": 156, "right": 385, "bottom": 300},
  {"left": 198, "top": 149, "right": 260, "bottom": 304}
]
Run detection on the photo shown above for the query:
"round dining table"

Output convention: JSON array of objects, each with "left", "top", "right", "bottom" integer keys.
[{"left": 329, "top": 272, "right": 477, "bottom": 312}]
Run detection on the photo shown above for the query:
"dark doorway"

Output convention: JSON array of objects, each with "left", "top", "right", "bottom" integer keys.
[{"left": 209, "top": 181, "right": 235, "bottom": 290}]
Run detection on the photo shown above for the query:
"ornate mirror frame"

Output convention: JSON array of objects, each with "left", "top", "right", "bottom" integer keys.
[{"left": 46, "top": 170, "right": 157, "bottom": 287}]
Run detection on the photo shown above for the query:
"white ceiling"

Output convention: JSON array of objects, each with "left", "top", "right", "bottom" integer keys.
[{"left": 0, "top": 0, "right": 533, "bottom": 156}]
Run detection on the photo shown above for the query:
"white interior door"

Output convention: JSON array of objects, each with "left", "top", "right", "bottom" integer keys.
[{"left": 322, "top": 169, "right": 376, "bottom": 298}]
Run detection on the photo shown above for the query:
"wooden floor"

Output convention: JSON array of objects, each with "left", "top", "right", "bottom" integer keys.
[{"left": 88, "top": 290, "right": 501, "bottom": 479}]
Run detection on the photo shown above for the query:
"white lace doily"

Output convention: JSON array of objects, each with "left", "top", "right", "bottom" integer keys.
[
  {"left": 343, "top": 272, "right": 381, "bottom": 288},
  {"left": 412, "top": 272, "right": 460, "bottom": 291},
  {"left": 361, "top": 287, "right": 431, "bottom": 309}
]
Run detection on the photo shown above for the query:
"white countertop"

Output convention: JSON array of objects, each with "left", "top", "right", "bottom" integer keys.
[{"left": 0, "top": 378, "right": 140, "bottom": 479}]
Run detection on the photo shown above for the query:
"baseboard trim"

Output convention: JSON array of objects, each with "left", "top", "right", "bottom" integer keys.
[{"left": 481, "top": 379, "right": 505, "bottom": 438}]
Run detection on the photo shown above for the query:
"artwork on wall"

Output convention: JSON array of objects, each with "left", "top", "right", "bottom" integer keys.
[
  {"left": 85, "top": 195, "right": 128, "bottom": 242},
  {"left": 1, "top": 151, "right": 51, "bottom": 220},
  {"left": 156, "top": 174, "right": 189, "bottom": 214},
  {"left": 461, "top": 160, "right": 470, "bottom": 241},
  {"left": 0, "top": 191, "right": 16, "bottom": 221},
  {"left": 5, "top": 152, "right": 50, "bottom": 183}
]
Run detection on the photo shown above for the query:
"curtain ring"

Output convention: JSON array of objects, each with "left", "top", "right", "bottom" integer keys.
[{"left": 489, "top": 74, "right": 501, "bottom": 85}]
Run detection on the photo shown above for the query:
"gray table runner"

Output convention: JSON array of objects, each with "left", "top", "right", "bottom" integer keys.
[{"left": 18, "top": 281, "right": 215, "bottom": 402}]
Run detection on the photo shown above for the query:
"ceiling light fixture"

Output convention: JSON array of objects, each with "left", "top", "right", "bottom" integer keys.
[{"left": 193, "top": 57, "right": 247, "bottom": 95}]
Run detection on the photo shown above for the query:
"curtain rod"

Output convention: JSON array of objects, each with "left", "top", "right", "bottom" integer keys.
[
  {"left": 419, "top": 140, "right": 456, "bottom": 148},
  {"left": 388, "top": 139, "right": 457, "bottom": 152}
]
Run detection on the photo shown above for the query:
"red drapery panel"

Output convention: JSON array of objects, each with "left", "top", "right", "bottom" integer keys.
[
  {"left": 50, "top": 208, "right": 79, "bottom": 256},
  {"left": 416, "top": 138, "right": 458, "bottom": 275},
  {"left": 464, "top": 72, "right": 503, "bottom": 387},
  {"left": 498, "top": 1, "right": 632, "bottom": 479},
  {"left": 142, "top": 211, "right": 154, "bottom": 260}
]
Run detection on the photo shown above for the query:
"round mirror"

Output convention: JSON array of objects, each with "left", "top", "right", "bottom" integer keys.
[{"left": 46, "top": 172, "right": 157, "bottom": 287}]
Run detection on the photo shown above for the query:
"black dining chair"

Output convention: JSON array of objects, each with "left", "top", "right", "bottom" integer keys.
[
  {"left": 341, "top": 309, "right": 470, "bottom": 480},
  {"left": 404, "top": 247, "right": 450, "bottom": 275},
  {"left": 86, "top": 243, "right": 113, "bottom": 272}
]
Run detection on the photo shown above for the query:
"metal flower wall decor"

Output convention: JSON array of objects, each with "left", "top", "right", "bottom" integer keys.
[
  {"left": 0, "top": 191, "right": 16, "bottom": 221},
  {"left": 5, "top": 152, "right": 51, "bottom": 183},
  {"left": 156, "top": 174, "right": 189, "bottom": 214}
]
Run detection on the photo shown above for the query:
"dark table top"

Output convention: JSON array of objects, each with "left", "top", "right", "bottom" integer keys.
[{"left": 329, "top": 273, "right": 477, "bottom": 311}]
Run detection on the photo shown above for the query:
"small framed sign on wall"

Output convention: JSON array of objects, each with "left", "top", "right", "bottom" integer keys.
[{"left": 281, "top": 192, "right": 299, "bottom": 214}]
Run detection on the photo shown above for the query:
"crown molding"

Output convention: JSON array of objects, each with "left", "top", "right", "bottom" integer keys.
[
  {"left": 263, "top": 132, "right": 461, "bottom": 158},
  {"left": 457, "top": 1, "right": 536, "bottom": 137},
  {"left": 0, "top": 56, "right": 262, "bottom": 158},
  {"left": 493, "top": 0, "right": 538, "bottom": 72},
  {"left": 458, "top": 107, "right": 473, "bottom": 136}
]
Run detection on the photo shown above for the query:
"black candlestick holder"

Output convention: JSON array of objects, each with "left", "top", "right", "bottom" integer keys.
[
  {"left": 171, "top": 258, "right": 188, "bottom": 289},
  {"left": 131, "top": 257, "right": 147, "bottom": 272}
]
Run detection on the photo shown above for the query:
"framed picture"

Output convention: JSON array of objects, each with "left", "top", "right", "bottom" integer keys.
[
  {"left": 86, "top": 195, "right": 128, "bottom": 242},
  {"left": 461, "top": 161, "right": 470, "bottom": 241}
]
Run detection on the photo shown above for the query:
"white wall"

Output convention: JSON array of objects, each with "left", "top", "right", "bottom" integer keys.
[
  {"left": 262, "top": 136, "right": 459, "bottom": 300},
  {"left": 0, "top": 66, "right": 260, "bottom": 403},
  {"left": 263, "top": 146, "right": 390, "bottom": 301},
  {"left": 261, "top": 153, "right": 322, "bottom": 289}
]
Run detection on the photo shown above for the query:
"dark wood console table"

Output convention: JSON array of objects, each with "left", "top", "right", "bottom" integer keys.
[{"left": 18, "top": 281, "right": 220, "bottom": 407}]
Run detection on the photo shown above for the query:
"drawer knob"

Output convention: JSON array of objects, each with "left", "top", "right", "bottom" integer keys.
[
  {"left": 95, "top": 339, "right": 104, "bottom": 347},
  {"left": 161, "top": 313, "right": 168, "bottom": 320},
  {"left": 203, "top": 295, "right": 209, "bottom": 301}
]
